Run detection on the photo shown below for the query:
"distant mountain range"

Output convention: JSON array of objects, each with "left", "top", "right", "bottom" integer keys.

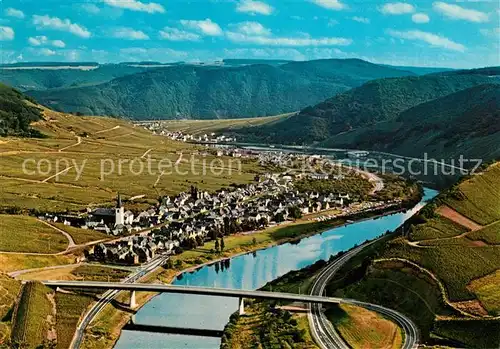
[{"left": 5, "top": 59, "right": 418, "bottom": 119}]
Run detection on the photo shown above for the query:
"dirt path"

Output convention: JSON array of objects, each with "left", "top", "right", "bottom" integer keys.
[
  {"left": 58, "top": 136, "right": 82, "bottom": 152},
  {"left": 95, "top": 125, "right": 120, "bottom": 134},
  {"left": 436, "top": 205, "right": 483, "bottom": 231},
  {"left": 38, "top": 220, "right": 76, "bottom": 249},
  {"left": 41, "top": 166, "right": 74, "bottom": 183}
]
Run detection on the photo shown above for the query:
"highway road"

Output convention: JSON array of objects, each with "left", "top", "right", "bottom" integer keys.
[
  {"left": 308, "top": 240, "right": 419, "bottom": 349},
  {"left": 67, "top": 254, "right": 169, "bottom": 349}
]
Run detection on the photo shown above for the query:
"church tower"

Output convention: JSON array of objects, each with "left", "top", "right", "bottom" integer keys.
[{"left": 115, "top": 193, "right": 124, "bottom": 226}]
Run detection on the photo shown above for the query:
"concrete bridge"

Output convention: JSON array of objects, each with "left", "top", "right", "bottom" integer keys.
[{"left": 43, "top": 280, "right": 340, "bottom": 315}]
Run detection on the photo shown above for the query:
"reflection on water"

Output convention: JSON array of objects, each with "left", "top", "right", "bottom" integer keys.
[{"left": 115, "top": 188, "right": 438, "bottom": 349}]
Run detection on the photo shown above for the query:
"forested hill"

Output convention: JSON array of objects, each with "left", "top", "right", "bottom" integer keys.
[
  {"left": 241, "top": 73, "right": 497, "bottom": 144},
  {"left": 26, "top": 59, "right": 414, "bottom": 120},
  {"left": 322, "top": 83, "right": 500, "bottom": 161},
  {"left": 0, "top": 64, "right": 149, "bottom": 91},
  {"left": 0, "top": 83, "right": 43, "bottom": 137}
]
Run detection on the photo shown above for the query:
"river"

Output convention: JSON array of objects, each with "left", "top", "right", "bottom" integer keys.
[{"left": 115, "top": 188, "right": 438, "bottom": 349}]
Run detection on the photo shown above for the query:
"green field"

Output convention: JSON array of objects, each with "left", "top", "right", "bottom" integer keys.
[
  {"left": 382, "top": 238, "right": 500, "bottom": 301},
  {"left": 468, "top": 270, "right": 500, "bottom": 315},
  {"left": 0, "top": 215, "right": 68, "bottom": 253},
  {"left": 55, "top": 293, "right": 94, "bottom": 349},
  {"left": 0, "top": 274, "right": 21, "bottom": 345},
  {"left": 432, "top": 319, "right": 500, "bottom": 349},
  {"left": 10, "top": 281, "right": 53, "bottom": 348},
  {"left": 442, "top": 163, "right": 500, "bottom": 225},
  {"left": 326, "top": 304, "right": 403, "bottom": 349},
  {"left": 156, "top": 113, "right": 294, "bottom": 135},
  {"left": 71, "top": 265, "right": 130, "bottom": 282},
  {"left": 410, "top": 216, "right": 468, "bottom": 241},
  {"left": 54, "top": 224, "right": 109, "bottom": 245},
  {"left": 466, "top": 221, "right": 500, "bottom": 245},
  {"left": 0, "top": 106, "right": 266, "bottom": 213},
  {"left": 331, "top": 261, "right": 458, "bottom": 340}
]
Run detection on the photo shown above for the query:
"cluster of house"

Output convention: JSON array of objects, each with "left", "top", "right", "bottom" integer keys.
[
  {"left": 139, "top": 123, "right": 237, "bottom": 143},
  {"left": 82, "top": 173, "right": 354, "bottom": 265}
]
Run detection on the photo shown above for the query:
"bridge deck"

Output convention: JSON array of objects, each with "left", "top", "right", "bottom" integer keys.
[{"left": 43, "top": 281, "right": 340, "bottom": 305}]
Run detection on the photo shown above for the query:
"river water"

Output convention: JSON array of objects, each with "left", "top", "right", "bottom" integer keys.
[{"left": 115, "top": 188, "right": 438, "bottom": 349}]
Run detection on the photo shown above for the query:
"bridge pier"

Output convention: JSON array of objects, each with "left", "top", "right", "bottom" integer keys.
[
  {"left": 238, "top": 297, "right": 245, "bottom": 316},
  {"left": 130, "top": 290, "right": 137, "bottom": 309}
]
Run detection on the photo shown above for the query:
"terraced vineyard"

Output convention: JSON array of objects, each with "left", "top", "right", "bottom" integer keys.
[{"left": 328, "top": 161, "right": 500, "bottom": 347}]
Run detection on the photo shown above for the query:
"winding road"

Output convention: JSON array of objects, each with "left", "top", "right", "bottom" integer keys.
[
  {"left": 69, "top": 254, "right": 170, "bottom": 349},
  {"left": 308, "top": 241, "right": 419, "bottom": 349}
]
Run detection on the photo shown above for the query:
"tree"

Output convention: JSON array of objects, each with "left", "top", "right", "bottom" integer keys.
[
  {"left": 220, "top": 236, "right": 225, "bottom": 252},
  {"left": 289, "top": 206, "right": 303, "bottom": 219},
  {"left": 215, "top": 239, "right": 220, "bottom": 253},
  {"left": 252, "top": 237, "right": 257, "bottom": 246}
]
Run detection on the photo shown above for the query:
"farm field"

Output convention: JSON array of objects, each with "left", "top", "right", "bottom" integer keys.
[
  {"left": 466, "top": 221, "right": 500, "bottom": 245},
  {"left": 442, "top": 162, "right": 500, "bottom": 225},
  {"left": 468, "top": 270, "right": 500, "bottom": 314},
  {"left": 0, "top": 253, "right": 74, "bottom": 273},
  {"left": 10, "top": 281, "right": 53, "bottom": 348},
  {"left": 0, "top": 274, "right": 21, "bottom": 345},
  {"left": 409, "top": 216, "right": 468, "bottom": 241},
  {"left": 326, "top": 303, "right": 403, "bottom": 349},
  {"left": 55, "top": 293, "right": 94, "bottom": 349},
  {"left": 149, "top": 113, "right": 294, "bottom": 136},
  {"left": 0, "top": 215, "right": 68, "bottom": 253},
  {"left": 53, "top": 223, "right": 109, "bottom": 245},
  {"left": 382, "top": 238, "right": 500, "bottom": 301},
  {"left": 0, "top": 106, "right": 266, "bottom": 213}
]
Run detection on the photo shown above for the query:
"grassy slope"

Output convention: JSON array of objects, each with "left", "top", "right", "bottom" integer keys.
[
  {"left": 442, "top": 162, "right": 500, "bottom": 225},
  {"left": 327, "top": 162, "right": 500, "bottom": 347},
  {"left": 53, "top": 224, "right": 109, "bottom": 245},
  {"left": 0, "top": 105, "right": 265, "bottom": 213},
  {"left": 0, "top": 274, "right": 21, "bottom": 345},
  {"left": 10, "top": 281, "right": 53, "bottom": 348},
  {"left": 0, "top": 215, "right": 68, "bottom": 253},
  {"left": 326, "top": 304, "right": 403, "bottom": 349},
  {"left": 55, "top": 293, "right": 94, "bottom": 349}
]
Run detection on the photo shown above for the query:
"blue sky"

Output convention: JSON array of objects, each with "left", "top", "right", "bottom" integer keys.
[{"left": 0, "top": 0, "right": 498, "bottom": 68}]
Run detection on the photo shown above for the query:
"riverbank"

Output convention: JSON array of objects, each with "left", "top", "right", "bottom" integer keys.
[{"left": 78, "top": 188, "right": 422, "bottom": 349}]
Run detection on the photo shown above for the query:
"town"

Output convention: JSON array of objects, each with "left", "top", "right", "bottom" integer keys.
[{"left": 39, "top": 164, "right": 400, "bottom": 266}]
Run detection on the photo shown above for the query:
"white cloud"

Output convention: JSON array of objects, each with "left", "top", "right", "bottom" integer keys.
[
  {"left": 81, "top": 4, "right": 101, "bottom": 14},
  {"left": 311, "top": 0, "right": 347, "bottom": 11},
  {"left": 433, "top": 2, "right": 489, "bottom": 23},
  {"left": 236, "top": 0, "right": 274, "bottom": 15},
  {"left": 5, "top": 8, "right": 25, "bottom": 19},
  {"left": 33, "top": 15, "right": 91, "bottom": 38},
  {"left": 159, "top": 27, "right": 201, "bottom": 41},
  {"left": 103, "top": 0, "right": 165, "bottom": 14},
  {"left": 226, "top": 32, "right": 352, "bottom": 46},
  {"left": 328, "top": 19, "right": 339, "bottom": 27},
  {"left": 412, "top": 13, "right": 430, "bottom": 23},
  {"left": 110, "top": 27, "right": 149, "bottom": 40},
  {"left": 180, "top": 19, "right": 223, "bottom": 36},
  {"left": 352, "top": 16, "right": 370, "bottom": 23},
  {"left": 232, "top": 21, "right": 271, "bottom": 36},
  {"left": 380, "top": 2, "right": 415, "bottom": 15},
  {"left": 28, "top": 36, "right": 48, "bottom": 46},
  {"left": 39, "top": 48, "right": 57, "bottom": 56},
  {"left": 52, "top": 40, "right": 66, "bottom": 48},
  {"left": 480, "top": 27, "right": 500, "bottom": 38},
  {"left": 0, "top": 26, "right": 15, "bottom": 41},
  {"left": 28, "top": 36, "right": 67, "bottom": 48},
  {"left": 387, "top": 29, "right": 466, "bottom": 52}
]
